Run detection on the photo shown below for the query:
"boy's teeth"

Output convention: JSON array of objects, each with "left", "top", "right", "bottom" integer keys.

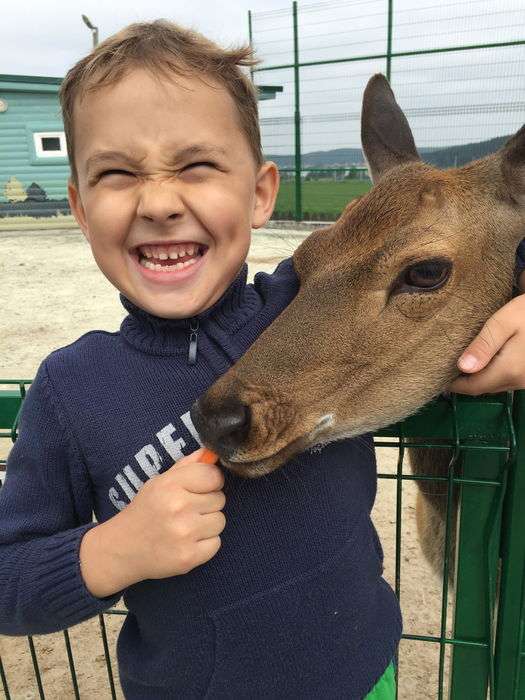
[
  {"left": 139, "top": 256, "right": 198, "bottom": 271},
  {"left": 137, "top": 242, "right": 201, "bottom": 261}
]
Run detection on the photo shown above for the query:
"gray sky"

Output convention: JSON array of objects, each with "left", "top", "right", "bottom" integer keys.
[
  {"left": 2, "top": 0, "right": 524, "bottom": 155},
  {"left": 1, "top": 1, "right": 272, "bottom": 76}
]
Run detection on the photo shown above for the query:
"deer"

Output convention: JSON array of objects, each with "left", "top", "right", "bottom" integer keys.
[{"left": 190, "top": 73, "right": 525, "bottom": 578}]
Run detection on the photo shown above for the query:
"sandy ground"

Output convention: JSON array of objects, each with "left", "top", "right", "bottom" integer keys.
[{"left": 0, "top": 228, "right": 453, "bottom": 699}]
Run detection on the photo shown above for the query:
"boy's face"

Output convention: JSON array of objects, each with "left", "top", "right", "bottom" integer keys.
[{"left": 68, "top": 68, "right": 278, "bottom": 319}]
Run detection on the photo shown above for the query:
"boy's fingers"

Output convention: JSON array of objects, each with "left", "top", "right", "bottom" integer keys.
[
  {"left": 193, "top": 536, "right": 222, "bottom": 565},
  {"left": 197, "top": 511, "right": 227, "bottom": 541},
  {"left": 195, "top": 490, "right": 226, "bottom": 514},
  {"left": 184, "top": 447, "right": 209, "bottom": 463},
  {"left": 170, "top": 447, "right": 205, "bottom": 468},
  {"left": 167, "top": 449, "right": 224, "bottom": 492},
  {"left": 173, "top": 447, "right": 218, "bottom": 467},
  {"left": 177, "top": 462, "right": 225, "bottom": 493},
  {"left": 451, "top": 337, "right": 524, "bottom": 395},
  {"left": 450, "top": 369, "right": 503, "bottom": 396},
  {"left": 458, "top": 312, "right": 513, "bottom": 373}
]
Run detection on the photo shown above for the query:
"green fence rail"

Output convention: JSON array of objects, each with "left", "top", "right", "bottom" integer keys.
[
  {"left": 1, "top": 381, "right": 525, "bottom": 698},
  {"left": 250, "top": 0, "right": 525, "bottom": 221}
]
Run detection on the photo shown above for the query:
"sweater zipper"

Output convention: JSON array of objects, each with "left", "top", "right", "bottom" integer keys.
[{"left": 188, "top": 318, "right": 199, "bottom": 365}]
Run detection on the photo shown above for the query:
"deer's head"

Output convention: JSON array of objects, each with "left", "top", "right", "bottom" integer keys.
[{"left": 191, "top": 74, "right": 525, "bottom": 477}]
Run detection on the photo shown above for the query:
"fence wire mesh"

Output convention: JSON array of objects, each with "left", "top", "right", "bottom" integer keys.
[
  {"left": 2, "top": 3, "right": 525, "bottom": 695},
  {"left": 250, "top": 0, "right": 525, "bottom": 220},
  {"left": 1, "top": 381, "right": 525, "bottom": 698}
]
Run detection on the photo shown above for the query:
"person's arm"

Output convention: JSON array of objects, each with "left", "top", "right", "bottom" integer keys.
[
  {"left": 78, "top": 447, "right": 222, "bottom": 598},
  {"left": 450, "top": 239, "right": 525, "bottom": 394},
  {"left": 0, "top": 361, "right": 121, "bottom": 636}
]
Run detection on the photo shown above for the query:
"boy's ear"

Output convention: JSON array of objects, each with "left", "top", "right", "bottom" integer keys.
[
  {"left": 251, "top": 161, "right": 280, "bottom": 229},
  {"left": 68, "top": 179, "right": 90, "bottom": 241}
]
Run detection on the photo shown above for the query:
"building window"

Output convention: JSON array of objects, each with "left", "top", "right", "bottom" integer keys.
[
  {"left": 42, "top": 136, "right": 61, "bottom": 151},
  {"left": 33, "top": 131, "right": 67, "bottom": 158}
]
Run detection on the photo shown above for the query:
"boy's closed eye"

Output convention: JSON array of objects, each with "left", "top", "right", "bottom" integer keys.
[
  {"left": 97, "top": 161, "right": 217, "bottom": 180},
  {"left": 184, "top": 161, "right": 216, "bottom": 169},
  {"left": 89, "top": 169, "right": 135, "bottom": 185},
  {"left": 181, "top": 161, "right": 224, "bottom": 177},
  {"left": 99, "top": 169, "right": 134, "bottom": 178}
]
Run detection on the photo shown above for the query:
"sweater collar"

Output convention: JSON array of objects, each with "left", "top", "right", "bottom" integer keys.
[{"left": 119, "top": 263, "right": 261, "bottom": 355}]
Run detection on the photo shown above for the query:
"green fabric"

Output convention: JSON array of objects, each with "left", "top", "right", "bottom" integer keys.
[{"left": 364, "top": 662, "right": 396, "bottom": 699}]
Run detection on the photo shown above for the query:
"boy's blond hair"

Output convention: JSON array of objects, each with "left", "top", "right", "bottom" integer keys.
[{"left": 59, "top": 19, "right": 263, "bottom": 185}]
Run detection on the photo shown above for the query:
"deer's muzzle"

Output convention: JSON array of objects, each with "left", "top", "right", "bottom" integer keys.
[{"left": 190, "top": 396, "right": 251, "bottom": 461}]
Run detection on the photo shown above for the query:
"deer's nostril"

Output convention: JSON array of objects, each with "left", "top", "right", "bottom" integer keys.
[
  {"left": 190, "top": 398, "right": 251, "bottom": 457},
  {"left": 213, "top": 402, "right": 250, "bottom": 446}
]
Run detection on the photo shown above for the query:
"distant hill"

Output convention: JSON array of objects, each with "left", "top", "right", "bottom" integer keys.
[
  {"left": 266, "top": 148, "right": 363, "bottom": 169},
  {"left": 422, "top": 135, "right": 510, "bottom": 168},
  {"left": 266, "top": 134, "right": 511, "bottom": 170}
]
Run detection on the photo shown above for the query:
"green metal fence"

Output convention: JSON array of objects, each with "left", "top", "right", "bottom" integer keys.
[
  {"left": 1, "top": 380, "right": 525, "bottom": 698},
  {"left": 250, "top": 0, "right": 525, "bottom": 221}
]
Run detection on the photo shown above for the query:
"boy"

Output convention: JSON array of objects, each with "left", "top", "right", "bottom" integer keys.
[{"left": 0, "top": 19, "right": 524, "bottom": 700}]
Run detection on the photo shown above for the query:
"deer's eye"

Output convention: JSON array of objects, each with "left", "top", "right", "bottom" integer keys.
[{"left": 392, "top": 258, "right": 452, "bottom": 295}]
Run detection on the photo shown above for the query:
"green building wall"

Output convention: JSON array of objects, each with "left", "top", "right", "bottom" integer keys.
[
  {"left": 0, "top": 75, "right": 71, "bottom": 221},
  {"left": 0, "top": 74, "right": 281, "bottom": 227}
]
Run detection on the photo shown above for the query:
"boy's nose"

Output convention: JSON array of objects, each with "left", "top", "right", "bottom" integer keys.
[
  {"left": 136, "top": 181, "right": 185, "bottom": 223},
  {"left": 190, "top": 397, "right": 251, "bottom": 459}
]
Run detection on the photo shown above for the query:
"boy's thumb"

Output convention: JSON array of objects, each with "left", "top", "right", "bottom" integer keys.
[
  {"left": 175, "top": 447, "right": 218, "bottom": 467},
  {"left": 458, "top": 314, "right": 510, "bottom": 373}
]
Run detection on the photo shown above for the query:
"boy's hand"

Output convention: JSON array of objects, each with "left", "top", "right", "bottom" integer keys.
[
  {"left": 450, "top": 294, "right": 525, "bottom": 395},
  {"left": 80, "top": 448, "right": 225, "bottom": 597}
]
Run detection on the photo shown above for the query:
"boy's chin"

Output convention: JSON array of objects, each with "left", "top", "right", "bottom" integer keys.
[
  {"left": 124, "top": 254, "right": 247, "bottom": 319},
  {"left": 132, "top": 286, "right": 221, "bottom": 320},
  {"left": 141, "top": 297, "right": 207, "bottom": 319}
]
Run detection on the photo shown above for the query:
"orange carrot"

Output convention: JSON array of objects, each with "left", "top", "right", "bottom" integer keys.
[{"left": 199, "top": 448, "right": 219, "bottom": 464}]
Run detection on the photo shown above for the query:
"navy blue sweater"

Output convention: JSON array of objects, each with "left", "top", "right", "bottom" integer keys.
[
  {"left": 0, "top": 253, "right": 435, "bottom": 698},
  {"left": 516, "top": 239, "right": 525, "bottom": 276}
]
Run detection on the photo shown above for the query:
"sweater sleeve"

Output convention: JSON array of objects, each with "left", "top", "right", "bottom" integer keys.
[
  {"left": 0, "top": 360, "right": 121, "bottom": 636},
  {"left": 516, "top": 240, "right": 525, "bottom": 273},
  {"left": 253, "top": 256, "right": 300, "bottom": 304}
]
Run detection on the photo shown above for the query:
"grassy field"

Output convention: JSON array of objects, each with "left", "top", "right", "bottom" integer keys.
[
  {"left": 0, "top": 180, "right": 372, "bottom": 229},
  {"left": 274, "top": 179, "right": 372, "bottom": 220}
]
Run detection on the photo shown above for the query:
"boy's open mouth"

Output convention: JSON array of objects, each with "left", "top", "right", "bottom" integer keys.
[{"left": 133, "top": 241, "right": 208, "bottom": 272}]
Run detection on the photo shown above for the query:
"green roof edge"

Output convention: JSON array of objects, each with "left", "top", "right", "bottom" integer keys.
[{"left": 0, "top": 74, "right": 62, "bottom": 85}]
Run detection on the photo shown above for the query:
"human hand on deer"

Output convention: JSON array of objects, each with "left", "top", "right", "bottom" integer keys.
[
  {"left": 451, "top": 271, "right": 525, "bottom": 395},
  {"left": 79, "top": 447, "right": 225, "bottom": 598}
]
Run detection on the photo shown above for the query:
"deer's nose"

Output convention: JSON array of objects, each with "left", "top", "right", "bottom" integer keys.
[{"left": 190, "top": 398, "right": 251, "bottom": 457}]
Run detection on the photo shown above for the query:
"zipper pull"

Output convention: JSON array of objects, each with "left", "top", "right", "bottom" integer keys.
[{"left": 188, "top": 319, "right": 199, "bottom": 365}]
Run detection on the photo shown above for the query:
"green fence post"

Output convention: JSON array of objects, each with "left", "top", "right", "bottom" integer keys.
[
  {"left": 494, "top": 389, "right": 525, "bottom": 698},
  {"left": 292, "top": 0, "right": 302, "bottom": 221},
  {"left": 252, "top": 40, "right": 525, "bottom": 75},
  {"left": 248, "top": 10, "right": 254, "bottom": 82},
  {"left": 386, "top": 0, "right": 393, "bottom": 81},
  {"left": 448, "top": 395, "right": 511, "bottom": 698},
  {"left": 0, "top": 654, "right": 11, "bottom": 700}
]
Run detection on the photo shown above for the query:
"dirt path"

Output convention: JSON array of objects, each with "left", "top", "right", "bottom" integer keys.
[{"left": 0, "top": 228, "right": 452, "bottom": 699}]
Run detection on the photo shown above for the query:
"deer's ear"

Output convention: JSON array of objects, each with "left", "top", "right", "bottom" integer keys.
[
  {"left": 361, "top": 74, "right": 420, "bottom": 184},
  {"left": 501, "top": 125, "right": 525, "bottom": 206}
]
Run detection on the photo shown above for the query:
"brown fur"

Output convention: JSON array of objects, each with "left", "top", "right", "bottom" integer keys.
[
  {"left": 191, "top": 74, "right": 525, "bottom": 572},
  {"left": 410, "top": 445, "right": 458, "bottom": 580}
]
